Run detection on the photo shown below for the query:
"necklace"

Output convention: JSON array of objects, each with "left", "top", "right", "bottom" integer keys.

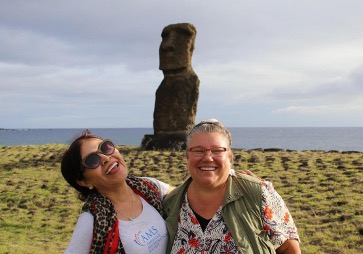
[{"left": 114, "top": 187, "right": 135, "bottom": 221}]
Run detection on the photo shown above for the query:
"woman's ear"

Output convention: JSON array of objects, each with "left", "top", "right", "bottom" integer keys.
[
  {"left": 229, "top": 151, "right": 234, "bottom": 164},
  {"left": 76, "top": 180, "right": 93, "bottom": 190}
]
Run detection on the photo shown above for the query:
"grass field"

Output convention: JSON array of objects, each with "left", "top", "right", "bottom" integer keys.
[{"left": 0, "top": 144, "right": 362, "bottom": 253}]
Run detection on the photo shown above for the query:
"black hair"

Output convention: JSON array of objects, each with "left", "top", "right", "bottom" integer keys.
[{"left": 61, "top": 130, "right": 100, "bottom": 201}]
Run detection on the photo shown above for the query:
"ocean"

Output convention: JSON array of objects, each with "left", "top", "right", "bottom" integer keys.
[{"left": 1, "top": 127, "right": 363, "bottom": 152}]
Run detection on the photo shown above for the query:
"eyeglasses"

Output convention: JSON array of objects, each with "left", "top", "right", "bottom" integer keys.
[
  {"left": 81, "top": 140, "right": 115, "bottom": 169},
  {"left": 188, "top": 147, "right": 227, "bottom": 157}
]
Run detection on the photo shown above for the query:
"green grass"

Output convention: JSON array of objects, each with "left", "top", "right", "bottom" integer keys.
[{"left": 0, "top": 145, "right": 362, "bottom": 253}]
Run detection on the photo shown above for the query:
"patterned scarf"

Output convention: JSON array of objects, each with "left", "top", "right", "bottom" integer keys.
[{"left": 81, "top": 175, "right": 163, "bottom": 254}]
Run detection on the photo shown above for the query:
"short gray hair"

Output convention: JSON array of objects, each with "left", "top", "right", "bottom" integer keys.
[{"left": 186, "top": 119, "right": 232, "bottom": 149}]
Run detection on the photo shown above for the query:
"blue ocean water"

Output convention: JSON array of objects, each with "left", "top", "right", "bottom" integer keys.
[{"left": 1, "top": 127, "right": 363, "bottom": 152}]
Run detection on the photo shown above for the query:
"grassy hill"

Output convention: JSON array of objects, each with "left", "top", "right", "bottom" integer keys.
[{"left": 0, "top": 144, "right": 362, "bottom": 253}]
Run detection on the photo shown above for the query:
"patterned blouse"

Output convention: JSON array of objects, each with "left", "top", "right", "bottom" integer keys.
[{"left": 171, "top": 179, "right": 300, "bottom": 254}]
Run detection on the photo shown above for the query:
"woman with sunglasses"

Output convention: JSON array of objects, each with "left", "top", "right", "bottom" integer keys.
[
  {"left": 61, "top": 130, "right": 173, "bottom": 254},
  {"left": 163, "top": 119, "right": 301, "bottom": 254}
]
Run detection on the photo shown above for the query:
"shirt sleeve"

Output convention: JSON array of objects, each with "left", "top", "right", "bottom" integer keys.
[
  {"left": 64, "top": 212, "right": 94, "bottom": 254},
  {"left": 261, "top": 180, "right": 300, "bottom": 249},
  {"left": 140, "top": 177, "right": 170, "bottom": 199}
]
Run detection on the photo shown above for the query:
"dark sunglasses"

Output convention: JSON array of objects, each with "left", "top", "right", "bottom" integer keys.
[{"left": 81, "top": 140, "right": 115, "bottom": 169}]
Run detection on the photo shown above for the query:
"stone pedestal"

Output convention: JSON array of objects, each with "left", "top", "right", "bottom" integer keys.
[{"left": 141, "top": 132, "right": 187, "bottom": 151}]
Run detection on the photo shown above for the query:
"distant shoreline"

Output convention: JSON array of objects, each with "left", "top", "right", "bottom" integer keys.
[
  {"left": 1, "top": 127, "right": 363, "bottom": 151},
  {"left": 0, "top": 143, "right": 362, "bottom": 154}
]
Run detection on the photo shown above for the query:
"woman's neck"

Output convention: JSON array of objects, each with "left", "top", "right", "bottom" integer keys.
[
  {"left": 100, "top": 181, "right": 130, "bottom": 204},
  {"left": 103, "top": 183, "right": 142, "bottom": 221},
  {"left": 187, "top": 181, "right": 227, "bottom": 219}
]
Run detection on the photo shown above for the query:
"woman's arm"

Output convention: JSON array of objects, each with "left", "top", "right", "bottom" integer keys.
[
  {"left": 64, "top": 212, "right": 94, "bottom": 254},
  {"left": 261, "top": 181, "right": 301, "bottom": 252},
  {"left": 276, "top": 239, "right": 301, "bottom": 254},
  {"left": 141, "top": 176, "right": 175, "bottom": 197}
]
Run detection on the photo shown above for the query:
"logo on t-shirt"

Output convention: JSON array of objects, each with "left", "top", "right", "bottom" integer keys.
[
  {"left": 134, "top": 226, "right": 159, "bottom": 246},
  {"left": 134, "top": 226, "right": 167, "bottom": 252}
]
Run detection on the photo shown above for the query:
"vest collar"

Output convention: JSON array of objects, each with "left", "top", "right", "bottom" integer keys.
[{"left": 224, "top": 175, "right": 245, "bottom": 205}]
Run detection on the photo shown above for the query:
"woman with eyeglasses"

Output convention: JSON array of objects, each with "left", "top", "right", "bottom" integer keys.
[
  {"left": 61, "top": 130, "right": 173, "bottom": 254},
  {"left": 163, "top": 119, "right": 301, "bottom": 254}
]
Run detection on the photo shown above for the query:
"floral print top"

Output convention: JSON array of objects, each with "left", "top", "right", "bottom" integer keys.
[{"left": 170, "top": 179, "right": 299, "bottom": 254}]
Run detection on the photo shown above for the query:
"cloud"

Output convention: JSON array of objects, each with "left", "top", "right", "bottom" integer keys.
[
  {"left": 272, "top": 102, "right": 363, "bottom": 115},
  {"left": 1, "top": 0, "right": 363, "bottom": 127}
]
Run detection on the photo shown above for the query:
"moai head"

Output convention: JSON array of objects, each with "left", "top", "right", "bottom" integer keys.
[{"left": 159, "top": 23, "right": 197, "bottom": 71}]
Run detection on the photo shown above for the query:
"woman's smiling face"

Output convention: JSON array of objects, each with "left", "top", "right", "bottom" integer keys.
[
  {"left": 77, "top": 138, "right": 128, "bottom": 194},
  {"left": 186, "top": 132, "right": 232, "bottom": 189}
]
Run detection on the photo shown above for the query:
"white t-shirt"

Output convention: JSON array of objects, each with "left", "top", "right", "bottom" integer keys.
[
  {"left": 65, "top": 177, "right": 169, "bottom": 254},
  {"left": 119, "top": 198, "right": 168, "bottom": 253}
]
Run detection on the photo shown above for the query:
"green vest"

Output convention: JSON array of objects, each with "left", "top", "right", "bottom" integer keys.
[{"left": 163, "top": 173, "right": 276, "bottom": 254}]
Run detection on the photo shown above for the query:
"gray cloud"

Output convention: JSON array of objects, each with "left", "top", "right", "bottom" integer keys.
[{"left": 1, "top": 0, "right": 363, "bottom": 128}]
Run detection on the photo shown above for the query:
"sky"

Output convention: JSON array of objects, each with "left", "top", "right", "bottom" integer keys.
[{"left": 1, "top": 0, "right": 363, "bottom": 128}]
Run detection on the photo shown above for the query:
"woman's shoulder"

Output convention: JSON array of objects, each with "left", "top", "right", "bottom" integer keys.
[{"left": 232, "top": 171, "right": 262, "bottom": 185}]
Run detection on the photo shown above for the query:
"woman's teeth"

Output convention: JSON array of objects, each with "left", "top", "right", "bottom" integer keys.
[
  {"left": 200, "top": 167, "right": 216, "bottom": 171},
  {"left": 106, "top": 162, "right": 118, "bottom": 175}
]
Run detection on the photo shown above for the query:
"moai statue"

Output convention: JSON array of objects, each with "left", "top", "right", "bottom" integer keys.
[{"left": 142, "top": 23, "right": 200, "bottom": 150}]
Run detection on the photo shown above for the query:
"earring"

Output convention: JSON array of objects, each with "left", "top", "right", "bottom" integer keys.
[{"left": 89, "top": 186, "right": 94, "bottom": 190}]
